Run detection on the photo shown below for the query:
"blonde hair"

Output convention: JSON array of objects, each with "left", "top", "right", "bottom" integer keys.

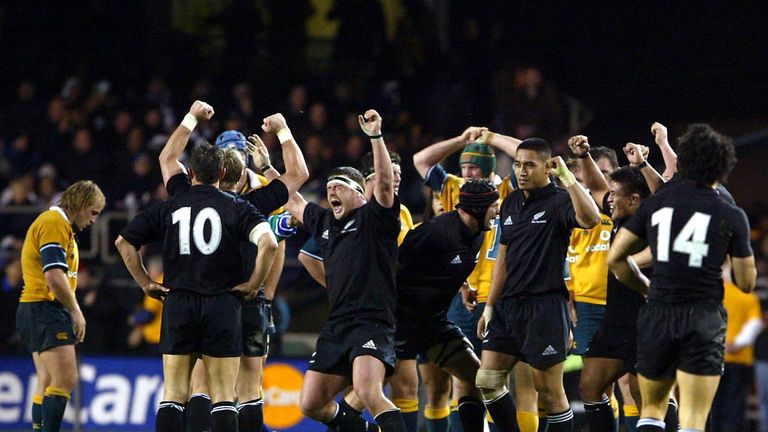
[
  {"left": 59, "top": 180, "right": 105, "bottom": 211},
  {"left": 219, "top": 149, "right": 245, "bottom": 191}
]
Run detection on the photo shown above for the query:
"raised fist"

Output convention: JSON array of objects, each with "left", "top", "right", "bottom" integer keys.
[
  {"left": 189, "top": 100, "right": 214, "bottom": 121},
  {"left": 568, "top": 135, "right": 590, "bottom": 158},
  {"left": 262, "top": 113, "right": 288, "bottom": 134},
  {"left": 623, "top": 143, "right": 649, "bottom": 166},
  {"left": 651, "top": 122, "right": 668, "bottom": 146},
  {"left": 461, "top": 126, "right": 488, "bottom": 142},
  {"left": 358, "top": 109, "right": 382, "bottom": 136}
]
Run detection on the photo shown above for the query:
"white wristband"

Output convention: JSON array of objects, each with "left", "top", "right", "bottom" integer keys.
[
  {"left": 181, "top": 113, "right": 198, "bottom": 131},
  {"left": 277, "top": 128, "right": 294, "bottom": 144}
]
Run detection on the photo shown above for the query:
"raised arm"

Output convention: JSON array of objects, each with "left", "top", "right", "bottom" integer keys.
[
  {"left": 548, "top": 156, "right": 601, "bottom": 228},
  {"left": 160, "top": 100, "right": 214, "bottom": 186},
  {"left": 651, "top": 122, "right": 677, "bottom": 181},
  {"left": 568, "top": 135, "right": 609, "bottom": 210},
  {"left": 246, "top": 134, "right": 280, "bottom": 182},
  {"left": 412, "top": 126, "right": 488, "bottom": 178},
  {"left": 480, "top": 130, "right": 522, "bottom": 158},
  {"left": 260, "top": 113, "right": 310, "bottom": 195},
  {"left": 284, "top": 191, "right": 309, "bottom": 225},
  {"left": 624, "top": 143, "right": 664, "bottom": 193},
  {"left": 359, "top": 109, "right": 394, "bottom": 208}
]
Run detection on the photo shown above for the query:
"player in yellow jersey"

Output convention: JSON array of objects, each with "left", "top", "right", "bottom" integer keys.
[
  {"left": 413, "top": 127, "right": 532, "bottom": 432},
  {"left": 16, "top": 180, "right": 105, "bottom": 432}
]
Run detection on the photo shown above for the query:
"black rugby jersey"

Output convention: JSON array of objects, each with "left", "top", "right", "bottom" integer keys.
[
  {"left": 302, "top": 195, "right": 400, "bottom": 324},
  {"left": 122, "top": 173, "right": 267, "bottom": 295},
  {"left": 396, "top": 211, "right": 484, "bottom": 318},
  {"left": 623, "top": 179, "right": 752, "bottom": 303},
  {"left": 499, "top": 182, "right": 578, "bottom": 299},
  {"left": 603, "top": 216, "right": 647, "bottom": 327}
]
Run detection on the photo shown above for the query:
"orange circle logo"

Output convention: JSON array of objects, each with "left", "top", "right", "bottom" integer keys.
[{"left": 263, "top": 363, "right": 305, "bottom": 429}]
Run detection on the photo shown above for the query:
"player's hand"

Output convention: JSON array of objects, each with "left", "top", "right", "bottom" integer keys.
[
  {"left": 623, "top": 143, "right": 649, "bottom": 166},
  {"left": 247, "top": 134, "right": 270, "bottom": 169},
  {"left": 189, "top": 100, "right": 214, "bottom": 121},
  {"left": 477, "top": 305, "right": 493, "bottom": 340},
  {"left": 142, "top": 282, "right": 169, "bottom": 301},
  {"left": 651, "top": 122, "right": 668, "bottom": 146},
  {"left": 262, "top": 113, "right": 288, "bottom": 134},
  {"left": 568, "top": 135, "right": 590, "bottom": 158},
  {"left": 358, "top": 109, "right": 382, "bottom": 136},
  {"left": 460, "top": 282, "right": 478, "bottom": 312},
  {"left": 71, "top": 309, "right": 86, "bottom": 343},
  {"left": 545, "top": 156, "right": 568, "bottom": 176},
  {"left": 231, "top": 284, "right": 258, "bottom": 301},
  {"left": 476, "top": 130, "right": 496, "bottom": 146},
  {"left": 461, "top": 126, "right": 488, "bottom": 143}
]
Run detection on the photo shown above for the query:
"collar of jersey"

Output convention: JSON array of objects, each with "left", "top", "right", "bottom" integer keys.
[{"left": 50, "top": 206, "right": 70, "bottom": 223}]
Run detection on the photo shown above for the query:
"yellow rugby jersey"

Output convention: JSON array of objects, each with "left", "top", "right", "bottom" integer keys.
[
  {"left": 724, "top": 281, "right": 761, "bottom": 365},
  {"left": 240, "top": 170, "right": 286, "bottom": 216},
  {"left": 398, "top": 204, "right": 414, "bottom": 246},
  {"left": 565, "top": 213, "right": 613, "bottom": 305},
  {"left": 20, "top": 207, "right": 79, "bottom": 303}
]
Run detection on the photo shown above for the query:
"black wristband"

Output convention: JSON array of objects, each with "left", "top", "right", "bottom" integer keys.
[
  {"left": 366, "top": 133, "right": 383, "bottom": 139},
  {"left": 577, "top": 153, "right": 589, "bottom": 159},
  {"left": 260, "top": 164, "right": 273, "bottom": 172},
  {"left": 638, "top": 160, "right": 648, "bottom": 169}
]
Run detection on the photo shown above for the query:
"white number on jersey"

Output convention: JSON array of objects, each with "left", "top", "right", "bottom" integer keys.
[
  {"left": 651, "top": 207, "right": 711, "bottom": 268},
  {"left": 171, "top": 207, "right": 223, "bottom": 255}
]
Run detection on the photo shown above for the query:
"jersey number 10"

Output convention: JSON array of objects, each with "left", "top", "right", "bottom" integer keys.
[
  {"left": 172, "top": 207, "right": 223, "bottom": 255},
  {"left": 651, "top": 207, "right": 711, "bottom": 268}
]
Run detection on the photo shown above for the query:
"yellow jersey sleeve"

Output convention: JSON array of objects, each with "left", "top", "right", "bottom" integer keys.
[
  {"left": 398, "top": 204, "right": 414, "bottom": 246},
  {"left": 20, "top": 209, "right": 79, "bottom": 302},
  {"left": 438, "top": 174, "right": 464, "bottom": 213},
  {"left": 565, "top": 213, "right": 613, "bottom": 305},
  {"left": 724, "top": 281, "right": 762, "bottom": 365}
]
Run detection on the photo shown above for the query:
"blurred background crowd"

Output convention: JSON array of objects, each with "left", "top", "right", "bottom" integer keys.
[{"left": 1, "top": 3, "right": 768, "bottom": 423}]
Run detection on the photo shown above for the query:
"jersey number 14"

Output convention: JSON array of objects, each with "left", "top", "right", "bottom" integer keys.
[
  {"left": 172, "top": 207, "right": 222, "bottom": 255},
  {"left": 651, "top": 207, "right": 711, "bottom": 268}
]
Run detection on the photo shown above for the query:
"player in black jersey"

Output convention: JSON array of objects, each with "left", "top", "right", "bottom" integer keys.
[
  {"left": 475, "top": 138, "right": 601, "bottom": 432},
  {"left": 286, "top": 109, "right": 406, "bottom": 432},
  {"left": 608, "top": 124, "right": 757, "bottom": 432},
  {"left": 391, "top": 179, "right": 499, "bottom": 432},
  {"left": 116, "top": 101, "right": 278, "bottom": 432}
]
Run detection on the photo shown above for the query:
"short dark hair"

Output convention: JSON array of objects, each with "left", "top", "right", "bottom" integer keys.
[
  {"left": 609, "top": 166, "right": 650, "bottom": 199},
  {"left": 517, "top": 138, "right": 551, "bottom": 160},
  {"left": 219, "top": 149, "right": 245, "bottom": 190},
  {"left": 589, "top": 146, "right": 619, "bottom": 170},
  {"left": 189, "top": 142, "right": 224, "bottom": 185},
  {"left": 676, "top": 124, "right": 736, "bottom": 186},
  {"left": 327, "top": 166, "right": 366, "bottom": 192},
  {"left": 359, "top": 150, "right": 402, "bottom": 179}
]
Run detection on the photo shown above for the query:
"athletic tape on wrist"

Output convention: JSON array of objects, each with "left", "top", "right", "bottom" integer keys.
[
  {"left": 181, "top": 113, "right": 198, "bottom": 131},
  {"left": 555, "top": 166, "right": 577, "bottom": 188},
  {"left": 277, "top": 128, "right": 293, "bottom": 144}
]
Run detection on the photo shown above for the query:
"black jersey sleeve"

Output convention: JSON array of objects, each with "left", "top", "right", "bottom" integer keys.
[
  {"left": 243, "top": 179, "right": 289, "bottom": 215},
  {"left": 556, "top": 191, "right": 579, "bottom": 229},
  {"left": 365, "top": 194, "right": 401, "bottom": 237},
  {"left": 237, "top": 200, "right": 268, "bottom": 239},
  {"left": 166, "top": 173, "right": 191, "bottom": 197},
  {"left": 302, "top": 202, "right": 329, "bottom": 239},
  {"left": 120, "top": 202, "right": 163, "bottom": 247},
  {"left": 727, "top": 206, "right": 753, "bottom": 258}
]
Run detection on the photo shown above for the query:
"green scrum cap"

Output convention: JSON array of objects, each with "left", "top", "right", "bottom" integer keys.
[{"left": 459, "top": 142, "right": 496, "bottom": 178}]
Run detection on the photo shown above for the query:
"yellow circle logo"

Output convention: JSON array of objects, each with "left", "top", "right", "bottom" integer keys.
[{"left": 263, "top": 363, "right": 305, "bottom": 429}]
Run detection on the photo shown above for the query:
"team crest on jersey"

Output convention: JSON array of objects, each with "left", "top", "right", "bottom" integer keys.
[
  {"left": 341, "top": 219, "right": 358, "bottom": 234},
  {"left": 531, "top": 211, "right": 547, "bottom": 224},
  {"left": 67, "top": 270, "right": 78, "bottom": 278}
]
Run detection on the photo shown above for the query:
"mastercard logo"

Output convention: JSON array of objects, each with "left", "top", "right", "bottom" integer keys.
[{"left": 263, "top": 363, "right": 304, "bottom": 429}]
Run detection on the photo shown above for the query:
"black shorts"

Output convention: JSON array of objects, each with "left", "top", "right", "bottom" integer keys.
[
  {"left": 309, "top": 318, "right": 396, "bottom": 381},
  {"left": 483, "top": 295, "right": 571, "bottom": 368},
  {"left": 242, "top": 297, "right": 271, "bottom": 357},
  {"left": 160, "top": 290, "right": 243, "bottom": 357},
  {"left": 584, "top": 323, "right": 638, "bottom": 374},
  {"left": 636, "top": 301, "right": 726, "bottom": 379},
  {"left": 394, "top": 311, "right": 469, "bottom": 363},
  {"left": 16, "top": 301, "right": 76, "bottom": 353}
]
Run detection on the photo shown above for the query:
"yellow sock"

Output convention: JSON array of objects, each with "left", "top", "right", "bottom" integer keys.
[
  {"left": 624, "top": 404, "right": 640, "bottom": 417},
  {"left": 424, "top": 406, "right": 450, "bottom": 420},
  {"left": 517, "top": 410, "right": 539, "bottom": 432},
  {"left": 393, "top": 398, "right": 419, "bottom": 413},
  {"left": 610, "top": 394, "right": 619, "bottom": 419},
  {"left": 33, "top": 394, "right": 44, "bottom": 404},
  {"left": 44, "top": 387, "right": 70, "bottom": 400},
  {"left": 450, "top": 399, "right": 459, "bottom": 412}
]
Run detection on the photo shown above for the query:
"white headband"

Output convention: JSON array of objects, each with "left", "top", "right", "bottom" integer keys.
[{"left": 327, "top": 175, "right": 365, "bottom": 197}]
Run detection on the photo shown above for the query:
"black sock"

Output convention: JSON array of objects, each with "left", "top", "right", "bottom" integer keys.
[
  {"left": 32, "top": 401, "right": 42, "bottom": 431},
  {"left": 484, "top": 391, "right": 519, "bottom": 432},
  {"left": 375, "top": 409, "right": 406, "bottom": 432},
  {"left": 663, "top": 398, "right": 678, "bottom": 432},
  {"left": 584, "top": 396, "right": 614, "bottom": 432},
  {"left": 547, "top": 409, "right": 574, "bottom": 432},
  {"left": 636, "top": 418, "right": 665, "bottom": 432},
  {"left": 41, "top": 394, "right": 69, "bottom": 432},
  {"left": 457, "top": 396, "right": 485, "bottom": 432},
  {"left": 325, "top": 401, "right": 375, "bottom": 431},
  {"left": 157, "top": 401, "right": 185, "bottom": 432},
  {"left": 211, "top": 401, "right": 238, "bottom": 432},
  {"left": 238, "top": 398, "right": 264, "bottom": 432},
  {"left": 185, "top": 394, "right": 212, "bottom": 432}
]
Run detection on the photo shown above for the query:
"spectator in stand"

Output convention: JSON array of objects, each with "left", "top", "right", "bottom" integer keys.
[
  {"left": 1, "top": 174, "right": 39, "bottom": 207},
  {"left": 36, "top": 165, "right": 63, "bottom": 209},
  {"left": 0, "top": 256, "right": 24, "bottom": 354}
]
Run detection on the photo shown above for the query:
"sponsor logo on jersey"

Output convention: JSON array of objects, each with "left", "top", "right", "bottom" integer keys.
[
  {"left": 450, "top": 255, "right": 462, "bottom": 264},
  {"left": 531, "top": 211, "right": 547, "bottom": 224}
]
